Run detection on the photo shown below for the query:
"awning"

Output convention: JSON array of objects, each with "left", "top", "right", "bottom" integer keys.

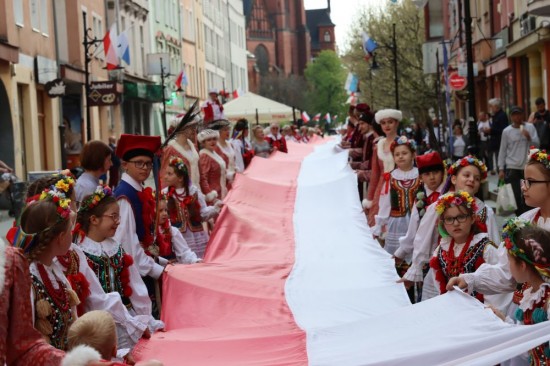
[{"left": 223, "top": 92, "right": 299, "bottom": 124}]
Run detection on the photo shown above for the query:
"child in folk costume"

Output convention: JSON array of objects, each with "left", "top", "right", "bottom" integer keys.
[
  {"left": 373, "top": 136, "right": 420, "bottom": 256},
  {"left": 400, "top": 156, "right": 500, "bottom": 301},
  {"left": 77, "top": 186, "right": 164, "bottom": 344},
  {"left": 160, "top": 114, "right": 202, "bottom": 191},
  {"left": 429, "top": 191, "right": 499, "bottom": 299},
  {"left": 394, "top": 152, "right": 446, "bottom": 264},
  {"left": 487, "top": 222, "right": 550, "bottom": 365},
  {"left": 198, "top": 129, "right": 228, "bottom": 204},
  {"left": 162, "top": 156, "right": 221, "bottom": 258},
  {"left": 363, "top": 109, "right": 401, "bottom": 227},
  {"left": 13, "top": 190, "right": 78, "bottom": 351},
  {"left": 156, "top": 195, "right": 201, "bottom": 264},
  {"left": 210, "top": 119, "right": 237, "bottom": 186},
  {"left": 232, "top": 119, "right": 254, "bottom": 171},
  {"left": 265, "top": 123, "right": 288, "bottom": 153}
]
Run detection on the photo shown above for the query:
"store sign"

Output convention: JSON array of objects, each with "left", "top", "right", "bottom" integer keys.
[
  {"left": 45, "top": 79, "right": 66, "bottom": 98},
  {"left": 88, "top": 81, "right": 122, "bottom": 106},
  {"left": 448, "top": 72, "right": 467, "bottom": 91}
]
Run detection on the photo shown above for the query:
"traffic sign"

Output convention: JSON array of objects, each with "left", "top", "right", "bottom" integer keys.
[{"left": 448, "top": 72, "right": 467, "bottom": 91}]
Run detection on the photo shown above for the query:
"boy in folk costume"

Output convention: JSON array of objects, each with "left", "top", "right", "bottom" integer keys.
[{"left": 113, "top": 134, "right": 168, "bottom": 316}]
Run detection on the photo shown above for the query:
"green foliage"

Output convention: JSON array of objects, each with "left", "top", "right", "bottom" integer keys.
[
  {"left": 304, "top": 50, "right": 348, "bottom": 119},
  {"left": 342, "top": 0, "right": 437, "bottom": 124}
]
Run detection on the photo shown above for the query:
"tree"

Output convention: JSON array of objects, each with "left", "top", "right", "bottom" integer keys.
[
  {"left": 304, "top": 50, "right": 348, "bottom": 122},
  {"left": 342, "top": 0, "right": 437, "bottom": 124}
]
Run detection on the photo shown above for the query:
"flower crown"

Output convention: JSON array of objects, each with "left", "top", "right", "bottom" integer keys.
[
  {"left": 168, "top": 156, "right": 188, "bottom": 174},
  {"left": 38, "top": 189, "right": 72, "bottom": 220},
  {"left": 502, "top": 218, "right": 550, "bottom": 280},
  {"left": 528, "top": 148, "right": 550, "bottom": 170},
  {"left": 78, "top": 185, "right": 113, "bottom": 213},
  {"left": 447, "top": 155, "right": 488, "bottom": 182},
  {"left": 435, "top": 190, "right": 477, "bottom": 216},
  {"left": 25, "top": 173, "right": 76, "bottom": 204},
  {"left": 390, "top": 136, "right": 416, "bottom": 152}
]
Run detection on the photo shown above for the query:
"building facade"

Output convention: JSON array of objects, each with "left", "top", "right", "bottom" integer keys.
[{"left": 306, "top": 1, "right": 336, "bottom": 58}]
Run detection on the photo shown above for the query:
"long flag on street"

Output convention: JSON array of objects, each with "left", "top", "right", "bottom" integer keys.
[{"left": 103, "top": 23, "right": 119, "bottom": 70}]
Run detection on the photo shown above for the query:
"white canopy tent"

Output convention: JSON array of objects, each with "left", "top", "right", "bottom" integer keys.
[{"left": 223, "top": 92, "right": 299, "bottom": 124}]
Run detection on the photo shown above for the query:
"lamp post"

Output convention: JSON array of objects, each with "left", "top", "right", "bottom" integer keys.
[
  {"left": 160, "top": 56, "right": 169, "bottom": 136},
  {"left": 463, "top": 0, "right": 479, "bottom": 155},
  {"left": 370, "top": 23, "right": 399, "bottom": 110},
  {"left": 82, "top": 13, "right": 103, "bottom": 142}
]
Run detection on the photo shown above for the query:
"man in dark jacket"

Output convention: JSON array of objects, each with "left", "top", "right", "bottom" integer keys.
[
  {"left": 528, "top": 97, "right": 550, "bottom": 150},
  {"left": 483, "top": 98, "right": 509, "bottom": 174}
]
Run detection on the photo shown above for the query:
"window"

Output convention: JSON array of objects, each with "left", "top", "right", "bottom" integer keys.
[
  {"left": 14, "top": 0, "right": 24, "bottom": 26},
  {"left": 40, "top": 0, "right": 49, "bottom": 34},
  {"left": 30, "top": 0, "right": 40, "bottom": 30},
  {"left": 324, "top": 31, "right": 331, "bottom": 42}
]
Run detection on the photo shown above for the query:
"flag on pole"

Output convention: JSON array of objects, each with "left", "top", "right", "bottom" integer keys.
[
  {"left": 313, "top": 113, "right": 321, "bottom": 122},
  {"left": 344, "top": 73, "right": 359, "bottom": 93},
  {"left": 232, "top": 89, "right": 240, "bottom": 99},
  {"left": 117, "top": 30, "right": 130, "bottom": 65},
  {"left": 103, "top": 23, "right": 119, "bottom": 70},
  {"left": 301, "top": 111, "right": 310, "bottom": 123},
  {"left": 325, "top": 113, "right": 331, "bottom": 123},
  {"left": 362, "top": 32, "right": 378, "bottom": 57},
  {"left": 175, "top": 70, "right": 186, "bottom": 90},
  {"left": 442, "top": 41, "right": 452, "bottom": 156},
  {"left": 346, "top": 92, "right": 357, "bottom": 105}
]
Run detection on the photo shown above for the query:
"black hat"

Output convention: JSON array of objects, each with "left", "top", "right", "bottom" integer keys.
[{"left": 510, "top": 106, "right": 523, "bottom": 115}]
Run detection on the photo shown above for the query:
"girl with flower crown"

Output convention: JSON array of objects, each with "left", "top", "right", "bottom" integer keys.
[
  {"left": 162, "top": 156, "right": 222, "bottom": 258},
  {"left": 399, "top": 155, "right": 500, "bottom": 301},
  {"left": 14, "top": 189, "right": 78, "bottom": 351},
  {"left": 486, "top": 221, "right": 550, "bottom": 365},
  {"left": 429, "top": 191, "right": 499, "bottom": 299},
  {"left": 373, "top": 136, "right": 420, "bottom": 256},
  {"left": 76, "top": 185, "right": 164, "bottom": 346}
]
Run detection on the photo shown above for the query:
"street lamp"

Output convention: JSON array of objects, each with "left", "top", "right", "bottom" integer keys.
[
  {"left": 82, "top": 13, "right": 102, "bottom": 142},
  {"left": 370, "top": 23, "right": 399, "bottom": 110}
]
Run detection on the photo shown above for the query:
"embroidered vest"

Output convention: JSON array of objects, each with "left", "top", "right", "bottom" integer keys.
[
  {"left": 515, "top": 286, "right": 550, "bottom": 365},
  {"left": 31, "top": 276, "right": 74, "bottom": 350},
  {"left": 84, "top": 247, "right": 133, "bottom": 309},
  {"left": 435, "top": 237, "right": 494, "bottom": 302},
  {"left": 390, "top": 176, "right": 421, "bottom": 217},
  {"left": 57, "top": 249, "right": 89, "bottom": 316},
  {"left": 114, "top": 180, "right": 145, "bottom": 242},
  {"left": 168, "top": 194, "right": 204, "bottom": 233}
]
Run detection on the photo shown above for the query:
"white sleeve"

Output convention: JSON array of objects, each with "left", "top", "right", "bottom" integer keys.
[
  {"left": 232, "top": 140, "right": 245, "bottom": 172},
  {"left": 114, "top": 198, "right": 164, "bottom": 279},
  {"left": 72, "top": 245, "right": 147, "bottom": 344},
  {"left": 402, "top": 204, "right": 439, "bottom": 282},
  {"left": 126, "top": 249, "right": 154, "bottom": 317},
  {"left": 171, "top": 226, "right": 199, "bottom": 264},
  {"left": 460, "top": 244, "right": 516, "bottom": 295},
  {"left": 197, "top": 188, "right": 221, "bottom": 220},
  {"left": 373, "top": 189, "right": 391, "bottom": 236},
  {"left": 529, "top": 123, "right": 540, "bottom": 147},
  {"left": 485, "top": 206, "right": 501, "bottom": 244},
  {"left": 395, "top": 205, "right": 420, "bottom": 260}
]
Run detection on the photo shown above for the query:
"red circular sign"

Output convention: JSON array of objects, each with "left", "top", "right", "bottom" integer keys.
[{"left": 449, "top": 72, "right": 467, "bottom": 91}]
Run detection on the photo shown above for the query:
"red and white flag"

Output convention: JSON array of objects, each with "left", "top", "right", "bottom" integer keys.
[
  {"left": 301, "top": 111, "right": 310, "bottom": 122},
  {"left": 325, "top": 113, "right": 331, "bottom": 123},
  {"left": 313, "top": 113, "right": 321, "bottom": 121},
  {"left": 175, "top": 70, "right": 188, "bottom": 90},
  {"left": 103, "top": 23, "right": 119, "bottom": 70},
  {"left": 232, "top": 89, "right": 240, "bottom": 99}
]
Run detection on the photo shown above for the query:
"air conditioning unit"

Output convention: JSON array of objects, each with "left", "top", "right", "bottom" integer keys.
[{"left": 520, "top": 15, "right": 537, "bottom": 36}]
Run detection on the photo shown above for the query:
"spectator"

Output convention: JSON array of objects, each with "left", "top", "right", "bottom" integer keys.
[
  {"left": 498, "top": 106, "right": 539, "bottom": 215},
  {"left": 75, "top": 140, "right": 113, "bottom": 202},
  {"left": 231, "top": 118, "right": 254, "bottom": 171},
  {"left": 528, "top": 97, "right": 550, "bottom": 150},
  {"left": 477, "top": 112, "right": 492, "bottom": 171},
  {"left": 487, "top": 98, "right": 509, "bottom": 175},
  {"left": 451, "top": 124, "right": 467, "bottom": 160},
  {"left": 108, "top": 136, "right": 121, "bottom": 188},
  {"left": 251, "top": 125, "right": 272, "bottom": 158}
]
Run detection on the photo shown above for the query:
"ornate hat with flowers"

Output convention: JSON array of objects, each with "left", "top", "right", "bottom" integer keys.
[
  {"left": 168, "top": 156, "right": 188, "bottom": 175},
  {"left": 78, "top": 185, "right": 113, "bottom": 213},
  {"left": 390, "top": 136, "right": 417, "bottom": 153},
  {"left": 447, "top": 155, "right": 488, "bottom": 182}
]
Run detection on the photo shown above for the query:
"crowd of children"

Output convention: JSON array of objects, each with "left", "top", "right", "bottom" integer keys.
[
  {"left": 0, "top": 112, "right": 271, "bottom": 364},
  {"left": 347, "top": 105, "right": 550, "bottom": 364}
]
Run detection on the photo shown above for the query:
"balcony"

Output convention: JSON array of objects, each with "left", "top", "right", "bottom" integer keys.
[{"left": 528, "top": 0, "right": 550, "bottom": 17}]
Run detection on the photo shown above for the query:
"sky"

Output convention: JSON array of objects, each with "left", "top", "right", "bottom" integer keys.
[{"left": 304, "top": 0, "right": 383, "bottom": 52}]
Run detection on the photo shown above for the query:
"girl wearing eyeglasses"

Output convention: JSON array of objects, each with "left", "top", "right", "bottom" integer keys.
[
  {"left": 77, "top": 185, "right": 164, "bottom": 349},
  {"left": 429, "top": 191, "right": 499, "bottom": 299},
  {"left": 399, "top": 156, "right": 500, "bottom": 302}
]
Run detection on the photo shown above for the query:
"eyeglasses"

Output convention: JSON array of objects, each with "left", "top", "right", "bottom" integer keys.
[
  {"left": 102, "top": 213, "right": 120, "bottom": 222},
  {"left": 520, "top": 179, "right": 550, "bottom": 189},
  {"left": 127, "top": 160, "right": 153, "bottom": 169},
  {"left": 442, "top": 214, "right": 471, "bottom": 225}
]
